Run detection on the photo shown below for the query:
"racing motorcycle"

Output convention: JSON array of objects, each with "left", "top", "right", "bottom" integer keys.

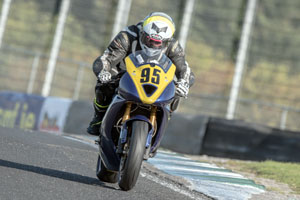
[{"left": 96, "top": 50, "right": 178, "bottom": 191}]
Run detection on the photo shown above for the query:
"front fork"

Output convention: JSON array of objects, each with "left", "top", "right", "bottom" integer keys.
[
  {"left": 117, "top": 102, "right": 157, "bottom": 155},
  {"left": 122, "top": 102, "right": 132, "bottom": 123},
  {"left": 148, "top": 105, "right": 157, "bottom": 145}
]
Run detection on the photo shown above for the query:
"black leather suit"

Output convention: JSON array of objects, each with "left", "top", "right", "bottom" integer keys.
[{"left": 87, "top": 22, "right": 195, "bottom": 136}]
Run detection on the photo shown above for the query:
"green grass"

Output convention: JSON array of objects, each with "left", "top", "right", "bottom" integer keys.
[{"left": 229, "top": 160, "right": 300, "bottom": 194}]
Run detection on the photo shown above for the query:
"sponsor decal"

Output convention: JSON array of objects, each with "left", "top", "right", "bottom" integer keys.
[{"left": 0, "top": 92, "right": 44, "bottom": 130}]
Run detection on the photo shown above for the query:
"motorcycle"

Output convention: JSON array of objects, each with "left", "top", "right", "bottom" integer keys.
[{"left": 96, "top": 50, "right": 178, "bottom": 191}]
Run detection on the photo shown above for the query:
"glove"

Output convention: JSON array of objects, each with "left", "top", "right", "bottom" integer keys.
[
  {"left": 98, "top": 70, "right": 111, "bottom": 83},
  {"left": 176, "top": 79, "right": 189, "bottom": 98}
]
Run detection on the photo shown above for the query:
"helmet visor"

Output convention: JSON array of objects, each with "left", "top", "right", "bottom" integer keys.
[{"left": 141, "top": 32, "right": 166, "bottom": 49}]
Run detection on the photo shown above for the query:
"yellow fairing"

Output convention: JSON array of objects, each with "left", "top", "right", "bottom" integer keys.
[{"left": 125, "top": 56, "right": 175, "bottom": 104}]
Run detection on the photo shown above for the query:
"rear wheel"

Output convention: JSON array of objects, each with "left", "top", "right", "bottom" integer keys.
[
  {"left": 96, "top": 155, "right": 118, "bottom": 183},
  {"left": 118, "top": 121, "right": 149, "bottom": 191}
]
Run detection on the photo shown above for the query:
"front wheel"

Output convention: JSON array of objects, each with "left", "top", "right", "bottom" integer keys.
[{"left": 118, "top": 121, "right": 149, "bottom": 191}]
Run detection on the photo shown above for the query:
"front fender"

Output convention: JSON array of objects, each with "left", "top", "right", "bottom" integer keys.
[{"left": 121, "top": 115, "right": 154, "bottom": 148}]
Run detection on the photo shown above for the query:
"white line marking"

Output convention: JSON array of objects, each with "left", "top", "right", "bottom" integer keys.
[
  {"left": 63, "top": 135, "right": 98, "bottom": 149},
  {"left": 140, "top": 172, "right": 203, "bottom": 200}
]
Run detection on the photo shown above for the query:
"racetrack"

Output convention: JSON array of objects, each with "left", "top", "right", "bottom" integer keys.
[{"left": 0, "top": 127, "right": 209, "bottom": 200}]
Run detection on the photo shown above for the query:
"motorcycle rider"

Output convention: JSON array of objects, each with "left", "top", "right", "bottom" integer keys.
[{"left": 87, "top": 12, "right": 195, "bottom": 136}]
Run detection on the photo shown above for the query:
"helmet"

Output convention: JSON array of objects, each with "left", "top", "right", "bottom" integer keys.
[{"left": 140, "top": 12, "right": 175, "bottom": 56}]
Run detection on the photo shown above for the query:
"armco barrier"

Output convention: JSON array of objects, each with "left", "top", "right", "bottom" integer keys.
[
  {"left": 202, "top": 117, "right": 300, "bottom": 162},
  {"left": 161, "top": 114, "right": 209, "bottom": 154}
]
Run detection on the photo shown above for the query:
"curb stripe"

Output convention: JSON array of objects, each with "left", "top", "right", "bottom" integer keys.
[
  {"left": 169, "top": 172, "right": 264, "bottom": 189},
  {"left": 153, "top": 166, "right": 246, "bottom": 179},
  {"left": 148, "top": 150, "right": 265, "bottom": 199},
  {"left": 149, "top": 160, "right": 233, "bottom": 172}
]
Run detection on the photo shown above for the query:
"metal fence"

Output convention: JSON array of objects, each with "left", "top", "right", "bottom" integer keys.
[{"left": 0, "top": 0, "right": 300, "bottom": 132}]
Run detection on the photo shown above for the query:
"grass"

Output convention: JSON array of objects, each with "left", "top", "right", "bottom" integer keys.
[{"left": 226, "top": 160, "right": 300, "bottom": 194}]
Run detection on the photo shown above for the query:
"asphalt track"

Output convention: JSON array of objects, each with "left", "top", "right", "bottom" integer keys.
[{"left": 0, "top": 126, "right": 209, "bottom": 200}]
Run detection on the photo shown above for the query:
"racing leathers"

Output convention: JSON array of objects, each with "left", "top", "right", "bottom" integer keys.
[{"left": 87, "top": 23, "right": 195, "bottom": 136}]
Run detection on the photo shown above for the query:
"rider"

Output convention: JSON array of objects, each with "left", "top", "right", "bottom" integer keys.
[{"left": 87, "top": 12, "right": 195, "bottom": 136}]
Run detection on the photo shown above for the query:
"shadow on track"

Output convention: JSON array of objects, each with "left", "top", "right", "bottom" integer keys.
[{"left": 0, "top": 159, "right": 117, "bottom": 190}]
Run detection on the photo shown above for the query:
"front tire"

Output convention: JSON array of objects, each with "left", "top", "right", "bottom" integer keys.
[
  {"left": 118, "top": 121, "right": 149, "bottom": 191},
  {"left": 96, "top": 155, "right": 118, "bottom": 183}
]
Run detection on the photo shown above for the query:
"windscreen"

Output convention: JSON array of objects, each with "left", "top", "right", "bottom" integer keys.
[{"left": 129, "top": 50, "right": 172, "bottom": 72}]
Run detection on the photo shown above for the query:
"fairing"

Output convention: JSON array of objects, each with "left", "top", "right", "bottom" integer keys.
[{"left": 124, "top": 51, "right": 176, "bottom": 104}]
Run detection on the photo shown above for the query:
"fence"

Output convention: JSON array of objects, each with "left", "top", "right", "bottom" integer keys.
[{"left": 0, "top": 0, "right": 300, "bottom": 132}]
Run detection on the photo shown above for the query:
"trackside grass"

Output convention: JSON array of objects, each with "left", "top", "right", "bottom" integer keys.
[{"left": 226, "top": 160, "right": 300, "bottom": 194}]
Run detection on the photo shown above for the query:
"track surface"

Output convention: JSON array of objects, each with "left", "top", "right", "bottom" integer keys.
[{"left": 0, "top": 127, "right": 208, "bottom": 200}]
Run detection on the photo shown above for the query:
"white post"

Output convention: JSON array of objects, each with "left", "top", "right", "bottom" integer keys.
[
  {"left": 226, "top": 0, "right": 257, "bottom": 119},
  {"left": 178, "top": 0, "right": 195, "bottom": 50},
  {"left": 280, "top": 109, "right": 288, "bottom": 130},
  {"left": 42, "top": 0, "right": 70, "bottom": 97},
  {"left": 73, "top": 64, "right": 84, "bottom": 100},
  {"left": 111, "top": 0, "right": 132, "bottom": 40},
  {"left": 0, "top": 0, "right": 12, "bottom": 48},
  {"left": 27, "top": 54, "right": 40, "bottom": 94}
]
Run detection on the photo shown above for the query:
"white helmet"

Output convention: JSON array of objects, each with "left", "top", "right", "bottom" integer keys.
[{"left": 140, "top": 12, "right": 175, "bottom": 56}]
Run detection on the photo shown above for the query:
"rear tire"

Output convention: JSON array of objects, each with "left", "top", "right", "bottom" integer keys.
[
  {"left": 96, "top": 155, "right": 118, "bottom": 183},
  {"left": 118, "top": 121, "right": 149, "bottom": 191}
]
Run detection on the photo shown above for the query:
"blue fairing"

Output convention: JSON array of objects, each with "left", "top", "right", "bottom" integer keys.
[
  {"left": 154, "top": 82, "right": 175, "bottom": 106},
  {"left": 100, "top": 95, "right": 126, "bottom": 171},
  {"left": 118, "top": 73, "right": 141, "bottom": 103}
]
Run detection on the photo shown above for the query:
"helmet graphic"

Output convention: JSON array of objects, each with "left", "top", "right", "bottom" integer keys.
[{"left": 140, "top": 12, "right": 175, "bottom": 56}]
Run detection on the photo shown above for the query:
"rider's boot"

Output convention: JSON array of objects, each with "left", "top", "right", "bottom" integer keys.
[{"left": 87, "top": 98, "right": 109, "bottom": 136}]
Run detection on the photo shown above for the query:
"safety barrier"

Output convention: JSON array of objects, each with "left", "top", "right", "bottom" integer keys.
[{"left": 1, "top": 91, "right": 300, "bottom": 162}]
